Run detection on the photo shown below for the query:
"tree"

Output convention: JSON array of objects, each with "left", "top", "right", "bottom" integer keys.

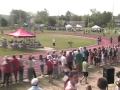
[
  {"left": 48, "top": 17, "right": 56, "bottom": 26},
  {"left": 0, "top": 18, "right": 8, "bottom": 27},
  {"left": 90, "top": 9, "right": 112, "bottom": 27},
  {"left": 65, "top": 11, "right": 73, "bottom": 21},
  {"left": 34, "top": 9, "right": 49, "bottom": 24},
  {"left": 10, "top": 10, "right": 28, "bottom": 26}
]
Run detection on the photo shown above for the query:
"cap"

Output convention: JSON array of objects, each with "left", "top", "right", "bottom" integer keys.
[{"left": 31, "top": 78, "right": 39, "bottom": 86}]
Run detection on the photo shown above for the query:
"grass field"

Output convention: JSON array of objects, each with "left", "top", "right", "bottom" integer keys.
[
  {"left": 0, "top": 32, "right": 96, "bottom": 56},
  {"left": 0, "top": 48, "right": 36, "bottom": 56},
  {"left": 36, "top": 33, "right": 96, "bottom": 49}
]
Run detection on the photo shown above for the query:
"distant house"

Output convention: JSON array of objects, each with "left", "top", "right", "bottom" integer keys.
[
  {"left": 114, "top": 17, "right": 120, "bottom": 27},
  {"left": 66, "top": 21, "right": 85, "bottom": 27}
]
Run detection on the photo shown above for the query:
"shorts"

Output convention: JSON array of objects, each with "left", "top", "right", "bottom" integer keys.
[
  {"left": 83, "top": 72, "right": 88, "bottom": 77},
  {"left": 47, "top": 70, "right": 53, "bottom": 75}
]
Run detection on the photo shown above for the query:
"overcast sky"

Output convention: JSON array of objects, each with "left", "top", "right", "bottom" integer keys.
[{"left": 0, "top": 0, "right": 119, "bottom": 16}]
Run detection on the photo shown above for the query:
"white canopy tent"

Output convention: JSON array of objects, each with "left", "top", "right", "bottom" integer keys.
[
  {"left": 76, "top": 24, "right": 83, "bottom": 31},
  {"left": 92, "top": 25, "right": 101, "bottom": 31},
  {"left": 76, "top": 24, "right": 82, "bottom": 28},
  {"left": 65, "top": 24, "right": 73, "bottom": 31}
]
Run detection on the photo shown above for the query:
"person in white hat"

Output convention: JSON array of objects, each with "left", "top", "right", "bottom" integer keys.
[{"left": 28, "top": 78, "right": 43, "bottom": 90}]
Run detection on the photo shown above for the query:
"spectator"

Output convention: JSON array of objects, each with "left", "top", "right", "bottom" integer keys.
[
  {"left": 64, "top": 70, "right": 79, "bottom": 90},
  {"left": 28, "top": 78, "right": 43, "bottom": 90},
  {"left": 66, "top": 52, "right": 74, "bottom": 71},
  {"left": 60, "top": 52, "right": 67, "bottom": 72},
  {"left": 97, "top": 37, "right": 100, "bottom": 45},
  {"left": 97, "top": 77, "right": 108, "bottom": 90},
  {"left": 27, "top": 56, "right": 36, "bottom": 81},
  {"left": 2, "top": 57, "right": 12, "bottom": 86},
  {"left": 115, "top": 71, "right": 120, "bottom": 90},
  {"left": 118, "top": 35, "right": 120, "bottom": 46},
  {"left": 63, "top": 64, "right": 70, "bottom": 76},
  {"left": 46, "top": 56, "right": 54, "bottom": 83},
  {"left": 83, "top": 47, "right": 89, "bottom": 62},
  {"left": 39, "top": 55, "right": 45, "bottom": 75},
  {"left": 75, "top": 50, "right": 83, "bottom": 72},
  {"left": 0, "top": 66, "right": 1, "bottom": 82},
  {"left": 53, "top": 58, "right": 59, "bottom": 79},
  {"left": 110, "top": 37, "right": 113, "bottom": 44},
  {"left": 18, "top": 55, "right": 24, "bottom": 82},
  {"left": 11, "top": 55, "right": 20, "bottom": 83},
  {"left": 80, "top": 60, "right": 89, "bottom": 84}
]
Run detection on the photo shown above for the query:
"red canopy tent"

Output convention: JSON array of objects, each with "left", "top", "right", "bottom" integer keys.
[{"left": 8, "top": 27, "right": 35, "bottom": 38}]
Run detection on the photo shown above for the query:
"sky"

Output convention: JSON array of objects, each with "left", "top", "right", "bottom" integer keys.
[{"left": 0, "top": 0, "right": 120, "bottom": 16}]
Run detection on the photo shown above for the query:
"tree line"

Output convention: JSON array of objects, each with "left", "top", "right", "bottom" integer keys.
[{"left": 0, "top": 9, "right": 119, "bottom": 28}]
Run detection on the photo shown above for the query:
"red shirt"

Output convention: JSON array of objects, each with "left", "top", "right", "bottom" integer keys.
[
  {"left": 47, "top": 60, "right": 53, "bottom": 71},
  {"left": 2, "top": 63, "right": 12, "bottom": 73},
  {"left": 12, "top": 58, "right": 20, "bottom": 71}
]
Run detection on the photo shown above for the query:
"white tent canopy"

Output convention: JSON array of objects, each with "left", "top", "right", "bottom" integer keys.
[
  {"left": 76, "top": 24, "right": 82, "bottom": 28},
  {"left": 65, "top": 24, "right": 72, "bottom": 28},
  {"left": 92, "top": 25, "right": 101, "bottom": 29}
]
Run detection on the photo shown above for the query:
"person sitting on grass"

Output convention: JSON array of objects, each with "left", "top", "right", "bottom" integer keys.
[
  {"left": 28, "top": 78, "right": 43, "bottom": 90},
  {"left": 97, "top": 77, "right": 108, "bottom": 90}
]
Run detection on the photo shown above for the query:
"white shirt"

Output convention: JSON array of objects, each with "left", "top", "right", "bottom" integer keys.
[
  {"left": 28, "top": 86, "right": 43, "bottom": 90},
  {"left": 18, "top": 58, "right": 24, "bottom": 67},
  {"left": 60, "top": 55, "right": 67, "bottom": 67},
  {"left": 27, "top": 60, "right": 35, "bottom": 68},
  {"left": 82, "top": 61, "right": 88, "bottom": 72},
  {"left": 65, "top": 81, "right": 77, "bottom": 90},
  {"left": 115, "top": 78, "right": 120, "bottom": 90}
]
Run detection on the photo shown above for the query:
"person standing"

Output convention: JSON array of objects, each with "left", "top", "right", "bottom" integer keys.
[
  {"left": 18, "top": 55, "right": 24, "bottom": 82},
  {"left": 66, "top": 52, "right": 74, "bottom": 71},
  {"left": 80, "top": 60, "right": 89, "bottom": 84},
  {"left": 39, "top": 55, "right": 45, "bottom": 75},
  {"left": 0, "top": 66, "right": 2, "bottom": 83},
  {"left": 75, "top": 50, "right": 83, "bottom": 72},
  {"left": 46, "top": 56, "right": 54, "bottom": 83},
  {"left": 97, "top": 37, "right": 100, "bottom": 45},
  {"left": 118, "top": 35, "right": 120, "bottom": 46},
  {"left": 52, "top": 38, "right": 56, "bottom": 48},
  {"left": 2, "top": 58, "right": 12, "bottom": 86},
  {"left": 83, "top": 47, "right": 89, "bottom": 62},
  {"left": 27, "top": 56, "right": 36, "bottom": 81},
  {"left": 110, "top": 37, "right": 113, "bottom": 44},
  {"left": 11, "top": 55, "right": 20, "bottom": 83}
]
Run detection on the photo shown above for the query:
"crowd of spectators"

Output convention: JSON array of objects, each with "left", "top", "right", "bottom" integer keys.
[{"left": 0, "top": 44, "right": 119, "bottom": 89}]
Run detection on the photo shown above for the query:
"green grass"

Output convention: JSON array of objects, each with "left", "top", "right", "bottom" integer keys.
[
  {"left": 36, "top": 33, "right": 96, "bottom": 49},
  {"left": 0, "top": 48, "right": 35, "bottom": 56}
]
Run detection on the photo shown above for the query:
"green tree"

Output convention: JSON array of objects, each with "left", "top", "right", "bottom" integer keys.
[
  {"left": 48, "top": 17, "right": 56, "bottom": 26},
  {"left": 35, "top": 9, "right": 49, "bottom": 24},
  {"left": 65, "top": 11, "right": 73, "bottom": 21},
  {"left": 10, "top": 10, "right": 28, "bottom": 26},
  {"left": 90, "top": 9, "right": 112, "bottom": 27},
  {"left": 0, "top": 18, "right": 8, "bottom": 27}
]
